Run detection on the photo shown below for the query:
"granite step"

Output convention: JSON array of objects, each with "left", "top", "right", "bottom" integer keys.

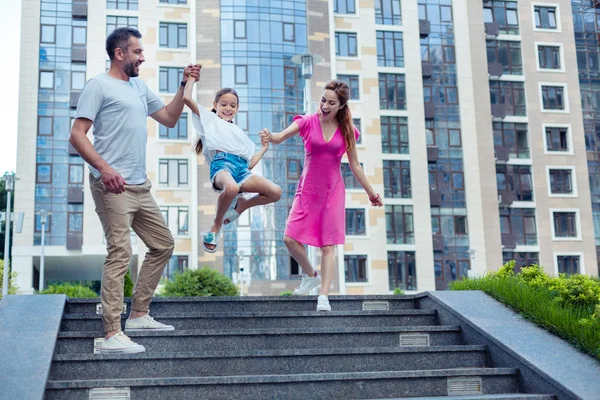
[
  {"left": 50, "top": 345, "right": 486, "bottom": 380},
  {"left": 373, "top": 395, "right": 555, "bottom": 400},
  {"left": 55, "top": 325, "right": 463, "bottom": 354},
  {"left": 45, "top": 368, "right": 520, "bottom": 400},
  {"left": 60, "top": 310, "right": 439, "bottom": 331},
  {"left": 64, "top": 295, "right": 418, "bottom": 315}
]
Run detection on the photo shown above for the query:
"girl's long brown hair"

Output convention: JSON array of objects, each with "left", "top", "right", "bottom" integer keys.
[
  {"left": 324, "top": 79, "right": 356, "bottom": 151},
  {"left": 193, "top": 88, "right": 240, "bottom": 155}
]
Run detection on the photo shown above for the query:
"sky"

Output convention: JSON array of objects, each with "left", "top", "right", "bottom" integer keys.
[{"left": 0, "top": 1, "right": 22, "bottom": 177}]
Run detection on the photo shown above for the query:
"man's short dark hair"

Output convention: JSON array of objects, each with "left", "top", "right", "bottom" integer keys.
[{"left": 106, "top": 27, "right": 142, "bottom": 60}]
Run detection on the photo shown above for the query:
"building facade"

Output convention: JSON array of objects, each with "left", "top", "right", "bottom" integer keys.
[{"left": 12, "top": 0, "right": 598, "bottom": 296}]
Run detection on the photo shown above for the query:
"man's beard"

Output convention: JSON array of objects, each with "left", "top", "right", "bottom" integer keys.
[{"left": 124, "top": 60, "right": 139, "bottom": 78}]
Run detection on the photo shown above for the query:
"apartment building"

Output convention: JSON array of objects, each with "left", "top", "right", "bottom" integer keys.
[{"left": 12, "top": 0, "right": 598, "bottom": 296}]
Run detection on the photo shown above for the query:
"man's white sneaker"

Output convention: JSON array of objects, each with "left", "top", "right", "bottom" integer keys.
[
  {"left": 100, "top": 331, "right": 145, "bottom": 354},
  {"left": 125, "top": 314, "right": 175, "bottom": 332},
  {"left": 317, "top": 295, "right": 331, "bottom": 312},
  {"left": 292, "top": 272, "right": 321, "bottom": 295}
]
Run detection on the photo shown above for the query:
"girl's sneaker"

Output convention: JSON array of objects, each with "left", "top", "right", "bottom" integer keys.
[
  {"left": 317, "top": 295, "right": 331, "bottom": 312},
  {"left": 292, "top": 272, "right": 321, "bottom": 295}
]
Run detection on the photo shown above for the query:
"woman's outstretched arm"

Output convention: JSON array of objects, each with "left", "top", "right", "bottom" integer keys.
[{"left": 269, "top": 122, "right": 300, "bottom": 144}]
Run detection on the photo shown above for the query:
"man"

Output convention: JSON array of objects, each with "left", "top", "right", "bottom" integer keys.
[{"left": 70, "top": 27, "right": 199, "bottom": 353}]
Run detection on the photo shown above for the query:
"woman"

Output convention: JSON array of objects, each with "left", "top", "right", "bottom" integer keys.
[{"left": 263, "top": 80, "right": 383, "bottom": 311}]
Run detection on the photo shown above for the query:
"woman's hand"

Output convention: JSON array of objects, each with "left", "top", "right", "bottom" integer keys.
[
  {"left": 369, "top": 193, "right": 383, "bottom": 207},
  {"left": 260, "top": 128, "right": 272, "bottom": 144}
]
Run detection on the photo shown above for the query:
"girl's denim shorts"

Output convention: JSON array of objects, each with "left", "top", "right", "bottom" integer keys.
[{"left": 209, "top": 152, "right": 252, "bottom": 191}]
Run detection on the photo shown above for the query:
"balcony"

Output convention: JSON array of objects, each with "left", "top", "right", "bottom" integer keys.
[
  {"left": 430, "top": 188, "right": 442, "bottom": 207},
  {"left": 421, "top": 61, "right": 433, "bottom": 78},
  {"left": 67, "top": 232, "right": 83, "bottom": 250},
  {"left": 70, "top": 91, "right": 81, "bottom": 109},
  {"left": 491, "top": 104, "right": 506, "bottom": 120},
  {"left": 71, "top": 46, "right": 86, "bottom": 64},
  {"left": 432, "top": 233, "right": 444, "bottom": 251},
  {"left": 67, "top": 187, "right": 84, "bottom": 204},
  {"left": 494, "top": 146, "right": 510, "bottom": 162},
  {"left": 427, "top": 146, "right": 439, "bottom": 163},
  {"left": 419, "top": 20, "right": 430, "bottom": 38},
  {"left": 72, "top": 0, "right": 87, "bottom": 18},
  {"left": 424, "top": 103, "right": 435, "bottom": 120},
  {"left": 498, "top": 190, "right": 518, "bottom": 206},
  {"left": 501, "top": 233, "right": 517, "bottom": 250},
  {"left": 488, "top": 62, "right": 503, "bottom": 78},
  {"left": 485, "top": 22, "right": 500, "bottom": 37}
]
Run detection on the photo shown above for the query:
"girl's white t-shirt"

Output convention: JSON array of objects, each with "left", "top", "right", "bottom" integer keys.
[{"left": 191, "top": 106, "right": 256, "bottom": 164}]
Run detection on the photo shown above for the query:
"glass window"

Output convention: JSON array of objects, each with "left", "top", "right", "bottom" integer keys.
[
  {"left": 71, "top": 71, "right": 86, "bottom": 90},
  {"left": 341, "top": 162, "right": 363, "bottom": 189},
  {"left": 283, "top": 23, "right": 295, "bottom": 42},
  {"left": 538, "top": 45, "right": 561, "bottom": 69},
  {"left": 534, "top": 6, "right": 557, "bottom": 29},
  {"left": 37, "top": 164, "right": 52, "bottom": 183},
  {"left": 541, "top": 85, "right": 565, "bottom": 110},
  {"left": 545, "top": 127, "right": 569, "bottom": 152},
  {"left": 502, "top": 252, "right": 539, "bottom": 272},
  {"left": 158, "top": 159, "right": 189, "bottom": 187},
  {"left": 352, "top": 118, "right": 362, "bottom": 144},
  {"left": 346, "top": 208, "right": 366, "bottom": 235},
  {"left": 159, "top": 114, "right": 188, "bottom": 140},
  {"left": 162, "top": 255, "right": 188, "bottom": 281},
  {"left": 557, "top": 255, "right": 580, "bottom": 275},
  {"left": 483, "top": 0, "right": 519, "bottom": 34},
  {"left": 386, "top": 205, "right": 414, "bottom": 244},
  {"left": 335, "top": 0, "right": 356, "bottom": 14},
  {"left": 376, "top": 0, "right": 401, "bottom": 25},
  {"left": 234, "top": 20, "right": 246, "bottom": 39},
  {"left": 40, "top": 71, "right": 54, "bottom": 89},
  {"left": 549, "top": 169, "right": 573, "bottom": 195},
  {"left": 379, "top": 73, "right": 406, "bottom": 110},
  {"left": 487, "top": 40, "right": 522, "bottom": 75},
  {"left": 499, "top": 208, "right": 537, "bottom": 245},
  {"left": 106, "top": 0, "right": 138, "bottom": 10},
  {"left": 553, "top": 212, "right": 578, "bottom": 238},
  {"left": 38, "top": 116, "right": 53, "bottom": 136},
  {"left": 159, "top": 22, "right": 187, "bottom": 48},
  {"left": 496, "top": 165, "right": 534, "bottom": 201},
  {"left": 489, "top": 81, "right": 526, "bottom": 116},
  {"left": 68, "top": 164, "right": 84, "bottom": 184},
  {"left": 376, "top": 31, "right": 404, "bottom": 67},
  {"left": 41, "top": 25, "right": 55, "bottom": 44},
  {"left": 235, "top": 65, "right": 248, "bottom": 84},
  {"left": 159, "top": 0, "right": 187, "bottom": 4},
  {"left": 387, "top": 251, "right": 417, "bottom": 291},
  {"left": 159, "top": 67, "right": 184, "bottom": 93},
  {"left": 106, "top": 16, "right": 138, "bottom": 35},
  {"left": 383, "top": 160, "right": 411, "bottom": 198},
  {"left": 72, "top": 26, "right": 86, "bottom": 46},
  {"left": 337, "top": 74, "right": 360, "bottom": 100},
  {"left": 336, "top": 32, "right": 358, "bottom": 57},
  {"left": 68, "top": 212, "right": 83, "bottom": 232},
  {"left": 493, "top": 122, "right": 530, "bottom": 159},
  {"left": 381, "top": 116, "right": 409, "bottom": 154},
  {"left": 345, "top": 255, "right": 368, "bottom": 282}
]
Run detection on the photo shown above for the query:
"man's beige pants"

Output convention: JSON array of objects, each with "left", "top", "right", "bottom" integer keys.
[{"left": 90, "top": 175, "right": 174, "bottom": 333}]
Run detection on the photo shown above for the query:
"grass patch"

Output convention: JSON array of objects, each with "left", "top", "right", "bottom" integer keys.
[{"left": 450, "top": 262, "right": 600, "bottom": 361}]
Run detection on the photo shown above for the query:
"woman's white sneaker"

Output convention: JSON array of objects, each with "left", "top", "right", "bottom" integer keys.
[
  {"left": 292, "top": 272, "right": 321, "bottom": 295},
  {"left": 100, "top": 331, "right": 145, "bottom": 354},
  {"left": 125, "top": 314, "right": 175, "bottom": 332},
  {"left": 317, "top": 295, "right": 331, "bottom": 312}
]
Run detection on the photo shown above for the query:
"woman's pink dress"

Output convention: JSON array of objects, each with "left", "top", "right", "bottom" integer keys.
[{"left": 284, "top": 113, "right": 360, "bottom": 247}]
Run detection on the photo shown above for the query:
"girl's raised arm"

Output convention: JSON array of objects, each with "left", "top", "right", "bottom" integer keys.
[{"left": 183, "top": 78, "right": 200, "bottom": 116}]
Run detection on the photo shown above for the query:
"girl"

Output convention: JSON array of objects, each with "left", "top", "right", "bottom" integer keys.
[
  {"left": 183, "top": 70, "right": 281, "bottom": 253},
  {"left": 263, "top": 80, "right": 383, "bottom": 311}
]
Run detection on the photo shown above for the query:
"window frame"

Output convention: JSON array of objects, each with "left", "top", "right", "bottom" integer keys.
[
  {"left": 335, "top": 31, "right": 359, "bottom": 58},
  {"left": 385, "top": 204, "right": 414, "bottom": 244},
  {"left": 375, "top": 0, "right": 402, "bottom": 25},
  {"left": 554, "top": 253, "right": 584, "bottom": 275},
  {"left": 158, "top": 158, "right": 189, "bottom": 188},
  {"left": 159, "top": 66, "right": 184, "bottom": 94},
  {"left": 376, "top": 30, "right": 404, "bottom": 67},
  {"left": 337, "top": 74, "right": 361, "bottom": 100},
  {"left": 532, "top": 3, "right": 561, "bottom": 32},
  {"left": 540, "top": 83, "right": 568, "bottom": 112},
  {"left": 40, "top": 24, "right": 56, "bottom": 44},
  {"left": 536, "top": 43, "right": 563, "bottom": 72},
  {"left": 158, "top": 113, "right": 188, "bottom": 141},
  {"left": 344, "top": 254, "right": 369, "bottom": 284},
  {"left": 283, "top": 22, "right": 295, "bottom": 42},
  {"left": 159, "top": 22, "right": 188, "bottom": 49},
  {"left": 334, "top": 0, "right": 357, "bottom": 15},
  {"left": 550, "top": 209, "right": 581, "bottom": 241},
  {"left": 378, "top": 73, "right": 406, "bottom": 110},
  {"left": 346, "top": 208, "right": 368, "bottom": 236},
  {"left": 381, "top": 116, "right": 409, "bottom": 154},
  {"left": 547, "top": 166, "right": 577, "bottom": 197},
  {"left": 383, "top": 160, "right": 412, "bottom": 199},
  {"left": 543, "top": 124, "right": 572, "bottom": 154}
]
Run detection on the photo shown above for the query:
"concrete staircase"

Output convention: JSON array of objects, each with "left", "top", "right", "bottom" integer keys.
[{"left": 45, "top": 296, "right": 556, "bottom": 399}]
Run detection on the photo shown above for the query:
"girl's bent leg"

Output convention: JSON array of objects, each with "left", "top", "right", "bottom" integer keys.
[{"left": 230, "top": 176, "right": 282, "bottom": 218}]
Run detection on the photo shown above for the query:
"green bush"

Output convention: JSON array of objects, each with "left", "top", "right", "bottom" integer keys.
[
  {"left": 280, "top": 291, "right": 293, "bottom": 296},
  {"left": 162, "top": 267, "right": 239, "bottom": 297},
  {"left": 492, "top": 260, "right": 516, "bottom": 278},
  {"left": 41, "top": 283, "right": 98, "bottom": 298},
  {"left": 548, "top": 274, "right": 600, "bottom": 308},
  {"left": 393, "top": 287, "right": 404, "bottom": 295},
  {"left": 0, "top": 260, "right": 18, "bottom": 298},
  {"left": 124, "top": 270, "right": 133, "bottom": 297}
]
